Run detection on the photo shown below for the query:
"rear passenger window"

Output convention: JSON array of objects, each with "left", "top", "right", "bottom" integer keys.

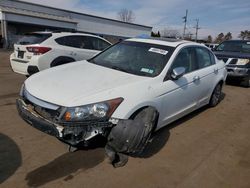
[
  {"left": 55, "top": 36, "right": 93, "bottom": 49},
  {"left": 91, "top": 37, "right": 111, "bottom": 51},
  {"left": 209, "top": 51, "right": 216, "bottom": 65},
  {"left": 195, "top": 48, "right": 214, "bottom": 68},
  {"left": 55, "top": 36, "right": 83, "bottom": 48},
  {"left": 55, "top": 35, "right": 110, "bottom": 50}
]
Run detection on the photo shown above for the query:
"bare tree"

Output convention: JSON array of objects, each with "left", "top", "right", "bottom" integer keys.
[
  {"left": 117, "top": 9, "right": 135, "bottom": 23},
  {"left": 161, "top": 28, "right": 181, "bottom": 38}
]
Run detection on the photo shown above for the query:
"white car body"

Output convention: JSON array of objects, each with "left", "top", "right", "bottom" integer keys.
[
  {"left": 22, "top": 38, "right": 227, "bottom": 132},
  {"left": 10, "top": 32, "right": 111, "bottom": 75}
]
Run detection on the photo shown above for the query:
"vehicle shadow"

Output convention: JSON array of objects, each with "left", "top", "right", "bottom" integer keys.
[
  {"left": 25, "top": 137, "right": 106, "bottom": 187},
  {"left": 226, "top": 79, "right": 248, "bottom": 88},
  {"left": 139, "top": 91, "right": 226, "bottom": 158},
  {"left": 0, "top": 133, "right": 22, "bottom": 184}
]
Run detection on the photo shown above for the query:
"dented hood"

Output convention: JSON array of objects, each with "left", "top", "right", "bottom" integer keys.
[{"left": 24, "top": 61, "right": 147, "bottom": 107}]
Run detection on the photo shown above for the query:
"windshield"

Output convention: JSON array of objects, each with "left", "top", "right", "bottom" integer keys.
[
  {"left": 89, "top": 41, "right": 175, "bottom": 77},
  {"left": 216, "top": 41, "right": 250, "bottom": 53},
  {"left": 17, "top": 33, "right": 52, "bottom": 45}
]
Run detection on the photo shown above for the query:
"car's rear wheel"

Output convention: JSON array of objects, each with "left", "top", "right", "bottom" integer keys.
[
  {"left": 50, "top": 56, "right": 75, "bottom": 67},
  {"left": 209, "top": 83, "right": 222, "bottom": 107}
]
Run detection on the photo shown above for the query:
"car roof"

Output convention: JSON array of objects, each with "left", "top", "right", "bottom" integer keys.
[
  {"left": 126, "top": 37, "right": 197, "bottom": 47},
  {"left": 29, "top": 31, "right": 111, "bottom": 44},
  {"left": 30, "top": 31, "right": 101, "bottom": 37}
]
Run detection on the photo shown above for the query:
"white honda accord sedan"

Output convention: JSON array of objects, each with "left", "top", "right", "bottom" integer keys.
[{"left": 16, "top": 37, "right": 227, "bottom": 166}]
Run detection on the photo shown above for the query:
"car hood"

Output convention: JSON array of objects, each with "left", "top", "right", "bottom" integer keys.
[
  {"left": 213, "top": 51, "right": 250, "bottom": 59},
  {"left": 24, "top": 61, "right": 148, "bottom": 107}
]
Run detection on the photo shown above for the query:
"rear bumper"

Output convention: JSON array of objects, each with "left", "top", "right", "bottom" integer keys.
[
  {"left": 10, "top": 53, "right": 40, "bottom": 75},
  {"left": 10, "top": 57, "right": 29, "bottom": 75}
]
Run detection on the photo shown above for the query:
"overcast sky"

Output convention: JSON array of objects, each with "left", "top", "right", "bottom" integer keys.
[{"left": 21, "top": 0, "right": 250, "bottom": 39}]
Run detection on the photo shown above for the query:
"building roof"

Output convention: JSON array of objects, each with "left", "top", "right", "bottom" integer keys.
[
  {"left": 13, "top": 0, "right": 152, "bottom": 29},
  {"left": 0, "top": 5, "right": 77, "bottom": 23}
]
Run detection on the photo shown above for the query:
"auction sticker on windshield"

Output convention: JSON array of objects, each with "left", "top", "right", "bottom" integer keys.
[
  {"left": 141, "top": 68, "right": 154, "bottom": 74},
  {"left": 148, "top": 48, "right": 168, "bottom": 55}
]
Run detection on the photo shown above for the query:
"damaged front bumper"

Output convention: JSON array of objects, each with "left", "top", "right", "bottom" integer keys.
[{"left": 16, "top": 98, "right": 113, "bottom": 146}]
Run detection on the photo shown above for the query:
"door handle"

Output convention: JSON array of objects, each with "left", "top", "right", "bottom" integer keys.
[
  {"left": 214, "top": 68, "right": 219, "bottom": 73},
  {"left": 70, "top": 52, "right": 77, "bottom": 56},
  {"left": 193, "top": 76, "right": 200, "bottom": 81}
]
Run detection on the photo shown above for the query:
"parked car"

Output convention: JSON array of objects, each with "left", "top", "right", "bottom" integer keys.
[
  {"left": 10, "top": 32, "right": 112, "bottom": 76},
  {"left": 16, "top": 38, "right": 227, "bottom": 167},
  {"left": 205, "top": 43, "right": 218, "bottom": 50},
  {"left": 213, "top": 40, "right": 250, "bottom": 87}
]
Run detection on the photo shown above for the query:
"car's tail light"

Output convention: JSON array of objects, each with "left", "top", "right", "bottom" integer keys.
[{"left": 26, "top": 46, "right": 51, "bottom": 55}]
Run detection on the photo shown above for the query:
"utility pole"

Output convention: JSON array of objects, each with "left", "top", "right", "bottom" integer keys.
[
  {"left": 182, "top": 9, "right": 188, "bottom": 39},
  {"left": 194, "top": 19, "right": 201, "bottom": 42}
]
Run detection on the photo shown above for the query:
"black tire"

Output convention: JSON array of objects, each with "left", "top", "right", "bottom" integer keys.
[
  {"left": 51, "top": 61, "right": 72, "bottom": 67},
  {"left": 209, "top": 83, "right": 222, "bottom": 107},
  {"left": 241, "top": 76, "right": 250, "bottom": 88},
  {"left": 50, "top": 56, "right": 75, "bottom": 67}
]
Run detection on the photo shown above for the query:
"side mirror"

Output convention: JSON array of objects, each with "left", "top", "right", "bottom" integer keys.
[{"left": 171, "top": 67, "right": 185, "bottom": 80}]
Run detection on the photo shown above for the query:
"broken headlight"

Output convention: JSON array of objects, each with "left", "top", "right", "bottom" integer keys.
[{"left": 63, "top": 98, "right": 123, "bottom": 122}]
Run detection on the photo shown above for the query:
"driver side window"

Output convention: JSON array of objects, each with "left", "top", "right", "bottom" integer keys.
[{"left": 171, "top": 47, "right": 198, "bottom": 74}]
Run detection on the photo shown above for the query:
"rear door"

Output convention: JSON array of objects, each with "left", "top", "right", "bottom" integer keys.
[{"left": 194, "top": 47, "right": 218, "bottom": 106}]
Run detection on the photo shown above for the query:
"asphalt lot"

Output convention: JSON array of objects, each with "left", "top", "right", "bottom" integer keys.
[{"left": 0, "top": 50, "right": 250, "bottom": 188}]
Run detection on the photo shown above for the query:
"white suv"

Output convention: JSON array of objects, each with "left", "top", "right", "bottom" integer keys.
[
  {"left": 17, "top": 38, "right": 227, "bottom": 167},
  {"left": 10, "top": 32, "right": 111, "bottom": 76}
]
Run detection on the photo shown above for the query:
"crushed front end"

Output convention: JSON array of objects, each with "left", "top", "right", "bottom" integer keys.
[{"left": 16, "top": 87, "right": 117, "bottom": 146}]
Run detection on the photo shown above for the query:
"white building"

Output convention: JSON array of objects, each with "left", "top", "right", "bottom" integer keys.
[{"left": 0, "top": 0, "right": 152, "bottom": 48}]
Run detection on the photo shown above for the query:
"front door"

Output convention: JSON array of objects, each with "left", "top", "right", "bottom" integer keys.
[{"left": 157, "top": 47, "right": 201, "bottom": 128}]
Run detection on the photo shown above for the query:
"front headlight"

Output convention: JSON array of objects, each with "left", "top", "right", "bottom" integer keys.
[{"left": 63, "top": 98, "right": 123, "bottom": 122}]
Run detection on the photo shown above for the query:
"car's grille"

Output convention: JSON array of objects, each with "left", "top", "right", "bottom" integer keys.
[
  {"left": 219, "top": 58, "right": 228, "bottom": 63},
  {"left": 34, "top": 104, "right": 60, "bottom": 121},
  {"left": 229, "top": 59, "right": 238, "bottom": 65},
  {"left": 22, "top": 87, "right": 61, "bottom": 121},
  {"left": 23, "top": 96, "right": 60, "bottom": 121}
]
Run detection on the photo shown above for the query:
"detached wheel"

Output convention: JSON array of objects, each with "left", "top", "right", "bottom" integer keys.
[
  {"left": 105, "top": 107, "right": 158, "bottom": 167},
  {"left": 209, "top": 83, "right": 222, "bottom": 107}
]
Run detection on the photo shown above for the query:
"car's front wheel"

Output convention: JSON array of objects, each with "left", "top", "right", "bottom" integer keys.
[
  {"left": 241, "top": 76, "right": 250, "bottom": 88},
  {"left": 209, "top": 83, "right": 222, "bottom": 107}
]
